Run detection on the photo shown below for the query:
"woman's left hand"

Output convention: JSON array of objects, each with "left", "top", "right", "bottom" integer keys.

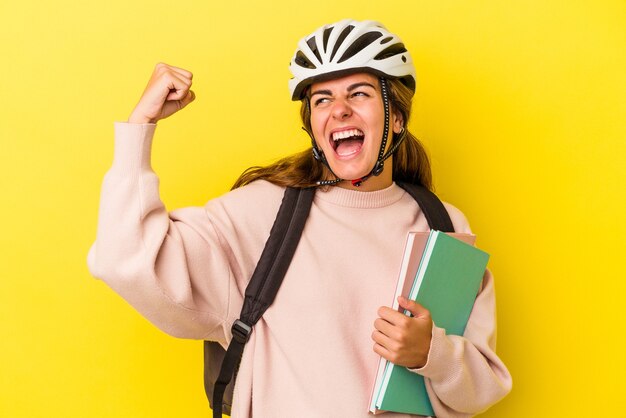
[{"left": 372, "top": 296, "right": 433, "bottom": 369}]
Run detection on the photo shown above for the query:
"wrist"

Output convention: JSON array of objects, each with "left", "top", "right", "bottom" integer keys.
[{"left": 127, "top": 112, "right": 154, "bottom": 124}]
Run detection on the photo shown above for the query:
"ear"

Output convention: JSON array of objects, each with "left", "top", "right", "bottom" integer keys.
[{"left": 392, "top": 108, "right": 404, "bottom": 134}]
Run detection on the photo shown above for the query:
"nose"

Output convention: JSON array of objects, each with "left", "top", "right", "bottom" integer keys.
[{"left": 331, "top": 99, "right": 352, "bottom": 120}]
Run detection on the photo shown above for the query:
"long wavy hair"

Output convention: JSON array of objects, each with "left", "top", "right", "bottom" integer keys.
[{"left": 232, "top": 77, "right": 432, "bottom": 191}]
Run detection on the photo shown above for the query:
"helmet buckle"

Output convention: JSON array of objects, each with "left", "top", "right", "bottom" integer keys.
[{"left": 372, "top": 161, "right": 384, "bottom": 176}]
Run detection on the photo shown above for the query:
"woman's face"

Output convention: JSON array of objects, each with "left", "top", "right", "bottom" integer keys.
[{"left": 309, "top": 72, "right": 403, "bottom": 191}]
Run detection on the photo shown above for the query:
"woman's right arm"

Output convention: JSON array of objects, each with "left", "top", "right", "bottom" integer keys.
[{"left": 87, "top": 64, "right": 231, "bottom": 342}]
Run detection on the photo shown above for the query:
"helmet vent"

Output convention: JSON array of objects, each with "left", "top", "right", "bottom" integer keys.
[
  {"left": 337, "top": 31, "right": 384, "bottom": 63},
  {"left": 380, "top": 36, "right": 393, "bottom": 45},
  {"left": 295, "top": 51, "right": 316, "bottom": 69},
  {"left": 322, "top": 27, "right": 333, "bottom": 53},
  {"left": 306, "top": 36, "right": 323, "bottom": 64},
  {"left": 329, "top": 24, "right": 355, "bottom": 61},
  {"left": 374, "top": 43, "right": 407, "bottom": 60}
]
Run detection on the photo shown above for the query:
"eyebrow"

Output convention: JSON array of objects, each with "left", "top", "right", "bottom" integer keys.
[{"left": 310, "top": 81, "right": 377, "bottom": 98}]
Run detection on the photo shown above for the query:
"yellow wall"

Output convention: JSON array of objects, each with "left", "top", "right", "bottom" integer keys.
[{"left": 1, "top": 1, "right": 624, "bottom": 417}]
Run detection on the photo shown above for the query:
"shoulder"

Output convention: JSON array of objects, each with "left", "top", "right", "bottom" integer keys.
[
  {"left": 442, "top": 201, "right": 473, "bottom": 234},
  {"left": 217, "top": 179, "right": 285, "bottom": 206},
  {"left": 205, "top": 180, "right": 286, "bottom": 229}
]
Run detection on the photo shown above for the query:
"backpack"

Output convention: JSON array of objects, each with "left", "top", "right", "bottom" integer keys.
[{"left": 204, "top": 182, "right": 455, "bottom": 417}]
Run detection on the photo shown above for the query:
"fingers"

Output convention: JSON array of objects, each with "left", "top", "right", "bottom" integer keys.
[
  {"left": 372, "top": 315, "right": 419, "bottom": 350},
  {"left": 372, "top": 315, "right": 413, "bottom": 356},
  {"left": 397, "top": 297, "right": 431, "bottom": 319},
  {"left": 373, "top": 340, "right": 394, "bottom": 361},
  {"left": 160, "top": 89, "right": 195, "bottom": 120},
  {"left": 372, "top": 327, "right": 396, "bottom": 349},
  {"left": 155, "top": 62, "right": 193, "bottom": 81},
  {"left": 162, "top": 71, "right": 193, "bottom": 101},
  {"left": 372, "top": 328, "right": 401, "bottom": 364},
  {"left": 371, "top": 328, "right": 416, "bottom": 366},
  {"left": 166, "top": 90, "right": 195, "bottom": 111},
  {"left": 377, "top": 300, "right": 431, "bottom": 330},
  {"left": 164, "top": 82, "right": 191, "bottom": 102},
  {"left": 373, "top": 317, "right": 400, "bottom": 341},
  {"left": 377, "top": 305, "right": 412, "bottom": 327},
  {"left": 182, "top": 89, "right": 196, "bottom": 106}
]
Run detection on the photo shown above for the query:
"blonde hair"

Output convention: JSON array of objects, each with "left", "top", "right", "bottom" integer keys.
[{"left": 232, "top": 78, "right": 432, "bottom": 190}]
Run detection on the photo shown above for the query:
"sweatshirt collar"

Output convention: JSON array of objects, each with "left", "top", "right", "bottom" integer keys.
[{"left": 314, "top": 182, "right": 405, "bottom": 208}]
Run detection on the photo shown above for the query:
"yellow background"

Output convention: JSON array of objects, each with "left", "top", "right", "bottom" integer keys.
[{"left": 1, "top": 0, "right": 624, "bottom": 417}]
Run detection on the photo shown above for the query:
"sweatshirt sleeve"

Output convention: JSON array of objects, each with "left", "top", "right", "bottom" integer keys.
[
  {"left": 408, "top": 203, "right": 512, "bottom": 417},
  {"left": 86, "top": 122, "right": 232, "bottom": 342}
]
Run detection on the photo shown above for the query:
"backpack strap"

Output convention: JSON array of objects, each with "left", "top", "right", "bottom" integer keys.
[
  {"left": 397, "top": 182, "right": 454, "bottom": 232},
  {"left": 211, "top": 186, "right": 315, "bottom": 417}
]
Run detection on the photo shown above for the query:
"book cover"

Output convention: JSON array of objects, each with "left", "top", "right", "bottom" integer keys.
[
  {"left": 370, "top": 231, "right": 488, "bottom": 415},
  {"left": 368, "top": 232, "right": 477, "bottom": 414}
]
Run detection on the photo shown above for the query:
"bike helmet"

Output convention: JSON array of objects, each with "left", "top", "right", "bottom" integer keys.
[{"left": 289, "top": 19, "right": 416, "bottom": 101}]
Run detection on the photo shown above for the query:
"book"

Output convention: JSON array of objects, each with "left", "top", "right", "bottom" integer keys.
[
  {"left": 369, "top": 230, "right": 488, "bottom": 416},
  {"left": 368, "top": 231, "right": 477, "bottom": 414}
]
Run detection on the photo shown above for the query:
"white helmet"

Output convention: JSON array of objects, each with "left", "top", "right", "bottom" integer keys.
[{"left": 288, "top": 19, "right": 416, "bottom": 101}]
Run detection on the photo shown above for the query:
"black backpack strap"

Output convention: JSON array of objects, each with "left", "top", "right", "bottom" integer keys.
[
  {"left": 397, "top": 182, "right": 454, "bottom": 232},
  {"left": 211, "top": 186, "right": 315, "bottom": 417}
]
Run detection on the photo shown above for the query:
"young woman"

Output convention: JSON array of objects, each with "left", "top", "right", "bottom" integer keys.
[{"left": 88, "top": 19, "right": 511, "bottom": 417}]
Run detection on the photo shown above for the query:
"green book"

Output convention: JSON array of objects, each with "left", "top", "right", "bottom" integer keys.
[{"left": 373, "top": 230, "right": 489, "bottom": 416}]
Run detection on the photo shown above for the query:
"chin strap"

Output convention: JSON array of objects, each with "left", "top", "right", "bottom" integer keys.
[{"left": 303, "top": 78, "right": 406, "bottom": 187}]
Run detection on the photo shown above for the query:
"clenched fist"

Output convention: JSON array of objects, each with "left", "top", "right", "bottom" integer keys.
[{"left": 128, "top": 62, "right": 196, "bottom": 124}]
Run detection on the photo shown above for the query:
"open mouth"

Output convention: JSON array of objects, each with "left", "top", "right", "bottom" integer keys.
[{"left": 330, "top": 128, "right": 365, "bottom": 157}]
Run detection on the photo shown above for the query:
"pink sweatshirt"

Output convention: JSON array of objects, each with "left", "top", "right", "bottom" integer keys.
[{"left": 87, "top": 122, "right": 512, "bottom": 417}]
